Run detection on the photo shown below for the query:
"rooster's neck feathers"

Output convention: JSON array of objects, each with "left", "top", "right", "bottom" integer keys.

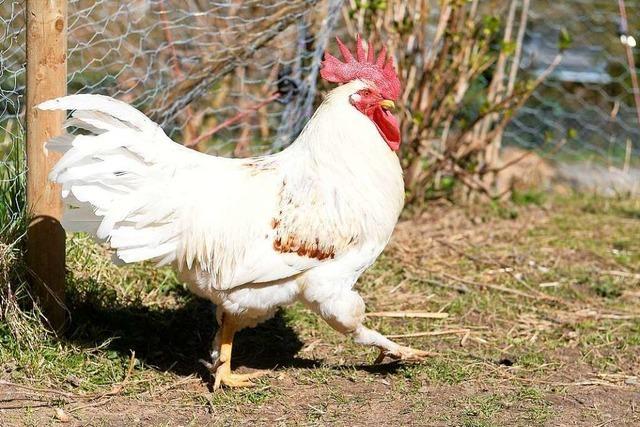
[{"left": 272, "top": 80, "right": 404, "bottom": 257}]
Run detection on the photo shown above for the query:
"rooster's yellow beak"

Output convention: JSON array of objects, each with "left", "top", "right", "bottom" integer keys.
[{"left": 379, "top": 100, "right": 396, "bottom": 111}]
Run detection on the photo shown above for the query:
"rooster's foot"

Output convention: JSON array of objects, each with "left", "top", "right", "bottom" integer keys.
[
  {"left": 374, "top": 345, "right": 433, "bottom": 364},
  {"left": 212, "top": 362, "right": 269, "bottom": 390}
]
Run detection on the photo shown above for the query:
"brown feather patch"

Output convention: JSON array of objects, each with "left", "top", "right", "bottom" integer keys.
[
  {"left": 273, "top": 235, "right": 335, "bottom": 260},
  {"left": 271, "top": 178, "right": 355, "bottom": 261}
]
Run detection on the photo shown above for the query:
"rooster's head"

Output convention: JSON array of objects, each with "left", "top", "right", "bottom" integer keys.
[{"left": 320, "top": 35, "right": 401, "bottom": 151}]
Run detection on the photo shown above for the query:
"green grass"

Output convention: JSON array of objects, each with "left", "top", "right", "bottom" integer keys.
[
  {"left": 0, "top": 133, "right": 26, "bottom": 243},
  {"left": 511, "top": 189, "right": 547, "bottom": 206},
  {"left": 460, "top": 394, "right": 504, "bottom": 426}
]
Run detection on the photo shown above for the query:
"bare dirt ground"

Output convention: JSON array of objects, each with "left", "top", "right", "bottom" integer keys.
[{"left": 1, "top": 195, "right": 639, "bottom": 426}]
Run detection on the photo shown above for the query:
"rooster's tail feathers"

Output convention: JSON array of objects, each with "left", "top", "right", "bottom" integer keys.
[
  {"left": 39, "top": 94, "right": 187, "bottom": 266},
  {"left": 38, "top": 94, "right": 158, "bottom": 134}
]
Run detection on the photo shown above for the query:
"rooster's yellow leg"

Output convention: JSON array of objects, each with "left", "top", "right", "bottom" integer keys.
[{"left": 213, "top": 315, "right": 269, "bottom": 390}]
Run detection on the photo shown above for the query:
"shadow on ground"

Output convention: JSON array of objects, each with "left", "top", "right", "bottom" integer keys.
[
  {"left": 63, "top": 276, "right": 315, "bottom": 381},
  {"left": 60, "top": 272, "right": 404, "bottom": 383}
]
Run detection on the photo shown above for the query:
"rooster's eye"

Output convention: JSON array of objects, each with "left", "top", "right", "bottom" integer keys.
[{"left": 360, "top": 89, "right": 372, "bottom": 96}]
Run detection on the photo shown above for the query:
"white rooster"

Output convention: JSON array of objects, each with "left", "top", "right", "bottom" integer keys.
[{"left": 40, "top": 36, "right": 429, "bottom": 389}]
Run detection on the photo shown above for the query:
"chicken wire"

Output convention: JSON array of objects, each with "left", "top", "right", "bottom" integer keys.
[
  {"left": 0, "top": 0, "right": 25, "bottom": 235},
  {"left": 0, "top": 0, "right": 344, "bottom": 160},
  {"left": 1, "top": 1, "right": 23, "bottom": 154},
  {"left": 503, "top": 0, "right": 640, "bottom": 167}
]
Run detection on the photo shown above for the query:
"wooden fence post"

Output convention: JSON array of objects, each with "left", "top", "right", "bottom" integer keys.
[{"left": 25, "top": 0, "right": 68, "bottom": 333}]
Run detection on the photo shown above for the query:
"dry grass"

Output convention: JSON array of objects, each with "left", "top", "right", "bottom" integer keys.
[{"left": 1, "top": 192, "right": 639, "bottom": 425}]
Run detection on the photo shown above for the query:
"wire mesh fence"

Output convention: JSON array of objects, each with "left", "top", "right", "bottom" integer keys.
[
  {"left": 0, "top": 0, "right": 26, "bottom": 238},
  {"left": 1, "top": 0, "right": 343, "bottom": 157},
  {"left": 504, "top": 0, "right": 640, "bottom": 168}
]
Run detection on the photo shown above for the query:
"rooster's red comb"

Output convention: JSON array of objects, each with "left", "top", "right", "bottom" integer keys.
[{"left": 320, "top": 35, "right": 401, "bottom": 100}]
